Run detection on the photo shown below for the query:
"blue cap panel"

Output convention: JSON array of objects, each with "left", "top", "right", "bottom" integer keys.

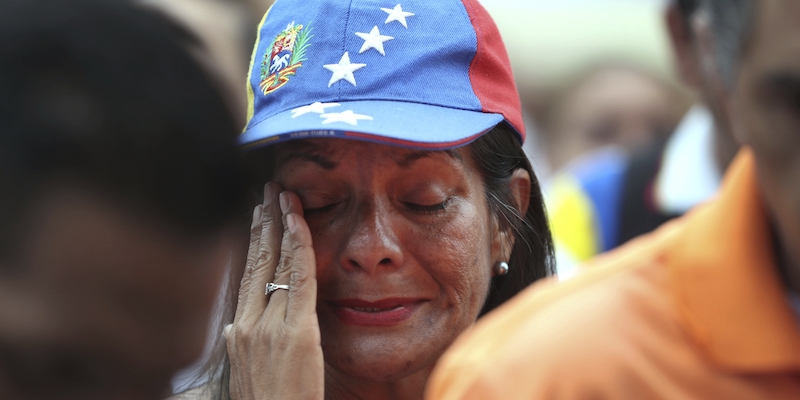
[{"left": 246, "top": 0, "right": 483, "bottom": 132}]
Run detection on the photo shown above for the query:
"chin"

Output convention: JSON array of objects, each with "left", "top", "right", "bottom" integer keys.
[
  {"left": 320, "top": 332, "right": 443, "bottom": 382},
  {"left": 324, "top": 351, "right": 429, "bottom": 382},
  {"left": 334, "top": 362, "right": 416, "bottom": 382}
]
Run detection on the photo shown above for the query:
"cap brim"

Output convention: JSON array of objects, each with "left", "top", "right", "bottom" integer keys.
[{"left": 239, "top": 100, "right": 504, "bottom": 151}]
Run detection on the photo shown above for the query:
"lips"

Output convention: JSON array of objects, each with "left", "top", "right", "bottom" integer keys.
[{"left": 328, "top": 298, "right": 425, "bottom": 327}]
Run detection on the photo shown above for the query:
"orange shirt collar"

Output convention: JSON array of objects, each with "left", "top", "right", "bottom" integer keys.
[{"left": 669, "top": 148, "right": 800, "bottom": 372}]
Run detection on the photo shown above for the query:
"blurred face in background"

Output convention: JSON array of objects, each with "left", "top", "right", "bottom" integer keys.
[
  {"left": 546, "top": 66, "right": 682, "bottom": 170},
  {"left": 0, "top": 185, "right": 233, "bottom": 400}
]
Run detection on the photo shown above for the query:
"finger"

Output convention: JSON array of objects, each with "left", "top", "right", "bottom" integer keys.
[
  {"left": 285, "top": 210, "right": 318, "bottom": 325},
  {"left": 263, "top": 191, "right": 298, "bottom": 320},
  {"left": 232, "top": 203, "right": 263, "bottom": 324},
  {"left": 265, "top": 191, "right": 317, "bottom": 323},
  {"left": 236, "top": 182, "right": 284, "bottom": 324}
]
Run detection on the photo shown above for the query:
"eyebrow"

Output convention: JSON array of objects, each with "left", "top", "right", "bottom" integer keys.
[
  {"left": 278, "top": 151, "right": 338, "bottom": 170},
  {"left": 277, "top": 146, "right": 463, "bottom": 171},
  {"left": 397, "top": 149, "right": 463, "bottom": 168}
]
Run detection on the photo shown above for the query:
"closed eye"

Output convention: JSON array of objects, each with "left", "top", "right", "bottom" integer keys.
[
  {"left": 303, "top": 203, "right": 339, "bottom": 216},
  {"left": 404, "top": 199, "right": 451, "bottom": 214}
]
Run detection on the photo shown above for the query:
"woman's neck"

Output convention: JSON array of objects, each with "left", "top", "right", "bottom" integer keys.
[{"left": 323, "top": 363, "right": 433, "bottom": 400}]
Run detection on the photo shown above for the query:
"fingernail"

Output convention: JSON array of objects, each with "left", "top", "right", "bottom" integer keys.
[
  {"left": 223, "top": 324, "right": 232, "bottom": 339},
  {"left": 251, "top": 205, "right": 262, "bottom": 229},
  {"left": 263, "top": 183, "right": 273, "bottom": 205},
  {"left": 279, "top": 192, "right": 290, "bottom": 215},
  {"left": 286, "top": 213, "right": 297, "bottom": 233}
]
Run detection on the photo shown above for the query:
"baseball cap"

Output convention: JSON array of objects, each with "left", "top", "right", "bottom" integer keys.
[{"left": 240, "top": 0, "right": 524, "bottom": 150}]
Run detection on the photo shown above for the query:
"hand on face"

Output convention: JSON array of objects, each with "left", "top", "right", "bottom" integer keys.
[{"left": 225, "top": 183, "right": 324, "bottom": 400}]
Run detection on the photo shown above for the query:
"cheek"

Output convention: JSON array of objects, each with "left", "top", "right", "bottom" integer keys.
[
  {"left": 415, "top": 205, "right": 494, "bottom": 319},
  {"left": 308, "top": 203, "right": 493, "bottom": 317},
  {"left": 737, "top": 91, "right": 800, "bottom": 200},
  {"left": 735, "top": 65, "right": 800, "bottom": 163},
  {"left": 739, "top": 99, "right": 794, "bottom": 161},
  {"left": 305, "top": 220, "right": 339, "bottom": 280}
]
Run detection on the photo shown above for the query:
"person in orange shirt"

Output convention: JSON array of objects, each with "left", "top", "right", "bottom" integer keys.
[{"left": 426, "top": 0, "right": 800, "bottom": 398}]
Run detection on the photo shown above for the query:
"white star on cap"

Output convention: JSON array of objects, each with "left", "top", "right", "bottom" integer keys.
[
  {"left": 320, "top": 110, "right": 374, "bottom": 126},
  {"left": 355, "top": 26, "right": 394, "bottom": 56},
  {"left": 381, "top": 4, "right": 414, "bottom": 28},
  {"left": 323, "top": 52, "right": 367, "bottom": 87},
  {"left": 291, "top": 102, "right": 341, "bottom": 118}
]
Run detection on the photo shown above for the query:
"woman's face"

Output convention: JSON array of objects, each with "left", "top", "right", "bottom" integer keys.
[{"left": 274, "top": 138, "right": 501, "bottom": 382}]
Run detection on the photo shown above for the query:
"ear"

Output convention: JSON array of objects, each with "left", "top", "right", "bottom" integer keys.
[
  {"left": 490, "top": 168, "right": 531, "bottom": 273},
  {"left": 691, "top": 10, "right": 745, "bottom": 146},
  {"left": 666, "top": 4, "right": 703, "bottom": 90},
  {"left": 510, "top": 168, "right": 532, "bottom": 222}
]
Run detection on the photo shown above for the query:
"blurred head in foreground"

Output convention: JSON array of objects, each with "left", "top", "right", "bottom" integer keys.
[
  {"left": 672, "top": 0, "right": 800, "bottom": 276},
  {"left": 0, "top": 0, "right": 246, "bottom": 398},
  {"left": 718, "top": 0, "right": 800, "bottom": 289}
]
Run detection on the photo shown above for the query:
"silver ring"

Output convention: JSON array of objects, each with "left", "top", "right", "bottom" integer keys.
[{"left": 266, "top": 282, "right": 290, "bottom": 296}]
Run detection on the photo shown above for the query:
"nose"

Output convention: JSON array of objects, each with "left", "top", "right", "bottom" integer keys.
[{"left": 339, "top": 201, "right": 404, "bottom": 273}]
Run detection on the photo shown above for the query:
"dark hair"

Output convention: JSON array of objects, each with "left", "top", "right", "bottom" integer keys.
[
  {"left": 471, "top": 124, "right": 555, "bottom": 314},
  {"left": 187, "top": 124, "right": 555, "bottom": 397},
  {"left": 0, "top": 0, "right": 248, "bottom": 262}
]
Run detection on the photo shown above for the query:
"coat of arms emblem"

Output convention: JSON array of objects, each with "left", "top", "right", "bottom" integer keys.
[{"left": 259, "top": 22, "right": 313, "bottom": 95}]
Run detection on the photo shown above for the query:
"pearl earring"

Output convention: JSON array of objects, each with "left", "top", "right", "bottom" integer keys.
[{"left": 494, "top": 261, "right": 509, "bottom": 276}]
